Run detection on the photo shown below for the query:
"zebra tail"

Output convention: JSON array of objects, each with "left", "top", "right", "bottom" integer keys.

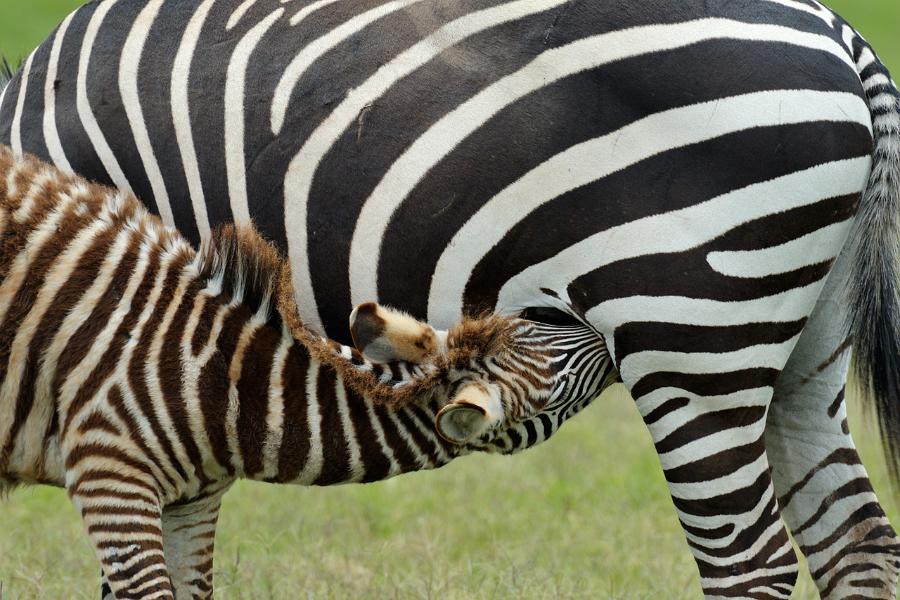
[
  {"left": 0, "top": 56, "right": 15, "bottom": 89},
  {"left": 846, "top": 35, "right": 900, "bottom": 480}
]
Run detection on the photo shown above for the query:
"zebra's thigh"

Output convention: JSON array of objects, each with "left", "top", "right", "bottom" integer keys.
[{"left": 767, "top": 259, "right": 900, "bottom": 597}]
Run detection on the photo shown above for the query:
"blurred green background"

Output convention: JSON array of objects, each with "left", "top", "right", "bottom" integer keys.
[
  {"left": 0, "top": 2, "right": 899, "bottom": 599},
  {"left": 0, "top": 0, "right": 897, "bottom": 69}
]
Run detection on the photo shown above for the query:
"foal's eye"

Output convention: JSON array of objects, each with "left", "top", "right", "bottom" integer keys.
[{"left": 519, "top": 306, "right": 581, "bottom": 326}]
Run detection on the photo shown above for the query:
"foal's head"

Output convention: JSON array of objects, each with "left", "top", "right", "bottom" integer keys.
[{"left": 350, "top": 303, "right": 615, "bottom": 448}]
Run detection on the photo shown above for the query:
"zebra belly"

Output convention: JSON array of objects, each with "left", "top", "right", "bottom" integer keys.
[
  {"left": 0, "top": 375, "right": 65, "bottom": 487},
  {"left": 4, "top": 433, "right": 65, "bottom": 488}
]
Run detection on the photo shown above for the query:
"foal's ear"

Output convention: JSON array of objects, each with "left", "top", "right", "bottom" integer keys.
[
  {"left": 435, "top": 382, "right": 503, "bottom": 444},
  {"left": 349, "top": 302, "right": 444, "bottom": 363}
]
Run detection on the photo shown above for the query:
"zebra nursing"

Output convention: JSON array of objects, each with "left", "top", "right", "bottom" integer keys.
[
  {"left": 0, "top": 145, "right": 612, "bottom": 599},
  {"left": 4, "top": 0, "right": 900, "bottom": 597}
]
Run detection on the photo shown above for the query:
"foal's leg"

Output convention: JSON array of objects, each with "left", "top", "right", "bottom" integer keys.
[
  {"left": 766, "top": 252, "right": 900, "bottom": 598},
  {"left": 69, "top": 473, "right": 172, "bottom": 599},
  {"left": 102, "top": 575, "right": 113, "bottom": 600},
  {"left": 161, "top": 486, "right": 230, "bottom": 599}
]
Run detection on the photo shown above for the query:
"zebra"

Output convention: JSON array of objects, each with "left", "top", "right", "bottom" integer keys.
[
  {"left": 0, "top": 144, "right": 613, "bottom": 599},
  {"left": 3, "top": 0, "right": 900, "bottom": 597}
]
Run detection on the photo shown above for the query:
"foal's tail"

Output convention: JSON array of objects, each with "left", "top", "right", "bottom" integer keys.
[{"left": 845, "top": 31, "right": 900, "bottom": 479}]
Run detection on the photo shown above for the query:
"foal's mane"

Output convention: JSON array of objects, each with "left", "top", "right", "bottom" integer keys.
[
  {"left": 193, "top": 224, "right": 529, "bottom": 408},
  {"left": 196, "top": 224, "right": 285, "bottom": 324},
  {"left": 194, "top": 225, "right": 444, "bottom": 404}
]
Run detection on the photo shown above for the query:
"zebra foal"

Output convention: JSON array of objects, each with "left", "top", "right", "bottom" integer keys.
[{"left": 0, "top": 145, "right": 613, "bottom": 599}]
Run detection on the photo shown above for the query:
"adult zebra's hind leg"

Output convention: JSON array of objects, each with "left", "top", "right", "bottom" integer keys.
[
  {"left": 767, "top": 249, "right": 900, "bottom": 598},
  {"left": 769, "top": 355, "right": 900, "bottom": 598},
  {"left": 622, "top": 358, "right": 798, "bottom": 597}
]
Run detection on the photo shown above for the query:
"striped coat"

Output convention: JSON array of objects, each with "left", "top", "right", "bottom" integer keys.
[
  {"left": 0, "top": 145, "right": 613, "bottom": 599},
  {"left": 3, "top": 0, "right": 900, "bottom": 597}
]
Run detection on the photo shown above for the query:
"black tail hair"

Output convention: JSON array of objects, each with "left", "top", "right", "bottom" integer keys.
[
  {"left": 0, "top": 56, "right": 16, "bottom": 89},
  {"left": 844, "top": 30, "right": 900, "bottom": 480}
]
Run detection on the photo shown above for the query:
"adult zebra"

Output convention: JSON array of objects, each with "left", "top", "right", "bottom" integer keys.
[{"left": 2, "top": 0, "right": 899, "bottom": 597}]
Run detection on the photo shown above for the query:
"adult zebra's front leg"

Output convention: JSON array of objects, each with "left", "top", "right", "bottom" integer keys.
[{"left": 629, "top": 368, "right": 798, "bottom": 597}]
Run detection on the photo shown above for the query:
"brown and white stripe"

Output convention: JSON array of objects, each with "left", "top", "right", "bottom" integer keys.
[{"left": 0, "top": 145, "right": 613, "bottom": 600}]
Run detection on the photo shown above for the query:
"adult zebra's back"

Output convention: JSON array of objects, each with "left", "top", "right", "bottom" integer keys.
[{"left": 3, "top": 0, "right": 900, "bottom": 597}]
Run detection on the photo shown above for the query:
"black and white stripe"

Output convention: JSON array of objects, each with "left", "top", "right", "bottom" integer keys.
[{"left": 3, "top": 0, "right": 900, "bottom": 597}]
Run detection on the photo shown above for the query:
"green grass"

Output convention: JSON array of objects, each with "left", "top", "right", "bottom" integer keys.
[
  {"left": 0, "top": 0, "right": 81, "bottom": 67},
  {"left": 1, "top": 387, "right": 897, "bottom": 599},
  {"left": 0, "top": 1, "right": 899, "bottom": 599}
]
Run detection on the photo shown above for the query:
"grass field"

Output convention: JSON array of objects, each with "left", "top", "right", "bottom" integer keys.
[{"left": 1, "top": 1, "right": 900, "bottom": 599}]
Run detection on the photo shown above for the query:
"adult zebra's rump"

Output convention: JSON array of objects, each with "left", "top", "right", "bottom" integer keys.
[{"left": 3, "top": 1, "right": 900, "bottom": 597}]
